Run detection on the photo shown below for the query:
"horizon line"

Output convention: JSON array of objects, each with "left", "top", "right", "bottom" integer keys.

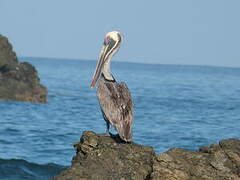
[{"left": 19, "top": 56, "right": 240, "bottom": 69}]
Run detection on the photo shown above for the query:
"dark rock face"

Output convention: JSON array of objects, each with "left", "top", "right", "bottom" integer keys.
[
  {"left": 0, "top": 34, "right": 47, "bottom": 103},
  {"left": 53, "top": 131, "right": 240, "bottom": 180},
  {"left": 52, "top": 131, "right": 155, "bottom": 180}
]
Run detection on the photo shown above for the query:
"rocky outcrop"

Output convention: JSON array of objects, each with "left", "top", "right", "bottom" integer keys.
[
  {"left": 151, "top": 138, "right": 240, "bottom": 180},
  {"left": 52, "top": 131, "right": 240, "bottom": 180},
  {"left": 0, "top": 34, "right": 47, "bottom": 103},
  {"left": 52, "top": 131, "right": 154, "bottom": 180}
]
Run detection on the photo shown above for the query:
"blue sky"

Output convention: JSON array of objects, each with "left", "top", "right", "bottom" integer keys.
[{"left": 1, "top": 0, "right": 240, "bottom": 67}]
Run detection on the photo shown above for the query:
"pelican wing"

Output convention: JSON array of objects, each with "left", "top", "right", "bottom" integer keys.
[{"left": 97, "top": 78, "right": 133, "bottom": 141}]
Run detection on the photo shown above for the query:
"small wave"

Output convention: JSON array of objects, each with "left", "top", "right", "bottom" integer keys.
[{"left": 0, "top": 158, "right": 66, "bottom": 180}]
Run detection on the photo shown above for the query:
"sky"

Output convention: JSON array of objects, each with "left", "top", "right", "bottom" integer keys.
[{"left": 0, "top": 0, "right": 240, "bottom": 67}]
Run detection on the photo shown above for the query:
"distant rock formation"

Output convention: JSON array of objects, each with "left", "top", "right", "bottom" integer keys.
[
  {"left": 0, "top": 34, "right": 47, "bottom": 103},
  {"left": 52, "top": 131, "right": 240, "bottom": 180}
]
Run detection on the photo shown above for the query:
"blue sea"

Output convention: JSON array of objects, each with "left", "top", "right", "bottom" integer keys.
[{"left": 1, "top": 57, "right": 240, "bottom": 179}]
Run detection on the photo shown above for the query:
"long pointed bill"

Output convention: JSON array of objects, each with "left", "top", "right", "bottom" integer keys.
[{"left": 90, "top": 44, "right": 109, "bottom": 88}]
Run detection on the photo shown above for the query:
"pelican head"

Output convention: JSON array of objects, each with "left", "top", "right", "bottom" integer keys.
[{"left": 90, "top": 31, "right": 122, "bottom": 88}]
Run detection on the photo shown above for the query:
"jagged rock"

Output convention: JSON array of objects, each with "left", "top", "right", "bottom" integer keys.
[
  {"left": 52, "top": 131, "right": 240, "bottom": 180},
  {"left": 0, "top": 34, "right": 47, "bottom": 103},
  {"left": 52, "top": 131, "right": 155, "bottom": 180},
  {"left": 151, "top": 138, "right": 240, "bottom": 180}
]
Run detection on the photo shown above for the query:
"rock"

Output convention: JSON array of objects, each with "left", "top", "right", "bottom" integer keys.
[
  {"left": 52, "top": 131, "right": 155, "bottom": 180},
  {"left": 151, "top": 138, "right": 240, "bottom": 180},
  {"left": 52, "top": 131, "right": 240, "bottom": 180},
  {"left": 0, "top": 34, "right": 47, "bottom": 103}
]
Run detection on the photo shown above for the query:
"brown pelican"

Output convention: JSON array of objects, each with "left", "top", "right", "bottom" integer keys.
[{"left": 90, "top": 31, "right": 133, "bottom": 142}]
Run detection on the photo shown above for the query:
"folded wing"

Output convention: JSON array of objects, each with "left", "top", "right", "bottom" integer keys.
[{"left": 97, "top": 79, "right": 133, "bottom": 141}]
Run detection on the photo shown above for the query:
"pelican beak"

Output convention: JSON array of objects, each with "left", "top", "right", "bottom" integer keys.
[{"left": 90, "top": 43, "right": 109, "bottom": 88}]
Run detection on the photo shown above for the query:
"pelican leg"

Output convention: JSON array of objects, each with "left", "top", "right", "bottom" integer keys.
[
  {"left": 101, "top": 109, "right": 110, "bottom": 136},
  {"left": 105, "top": 122, "right": 110, "bottom": 136}
]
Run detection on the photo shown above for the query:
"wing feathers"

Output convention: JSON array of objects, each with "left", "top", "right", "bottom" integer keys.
[{"left": 97, "top": 79, "right": 133, "bottom": 141}]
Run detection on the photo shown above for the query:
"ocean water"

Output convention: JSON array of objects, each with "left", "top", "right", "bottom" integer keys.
[{"left": 1, "top": 57, "right": 240, "bottom": 179}]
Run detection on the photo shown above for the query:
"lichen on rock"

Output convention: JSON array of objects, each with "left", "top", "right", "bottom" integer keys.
[{"left": 0, "top": 34, "right": 47, "bottom": 103}]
